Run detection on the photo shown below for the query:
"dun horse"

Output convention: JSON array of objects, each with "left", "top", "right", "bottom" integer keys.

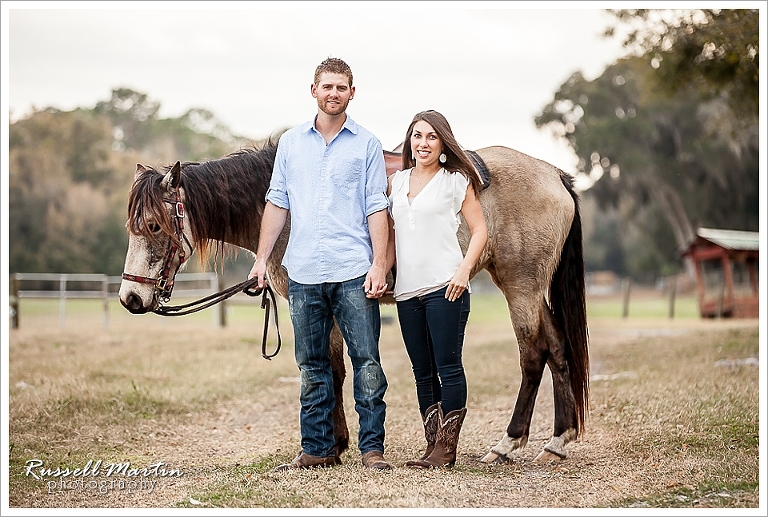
[{"left": 119, "top": 142, "right": 589, "bottom": 464}]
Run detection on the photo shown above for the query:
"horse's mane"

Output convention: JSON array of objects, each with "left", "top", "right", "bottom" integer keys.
[{"left": 127, "top": 140, "right": 278, "bottom": 265}]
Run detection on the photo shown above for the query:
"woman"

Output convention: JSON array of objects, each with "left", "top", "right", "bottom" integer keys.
[{"left": 386, "top": 110, "right": 488, "bottom": 468}]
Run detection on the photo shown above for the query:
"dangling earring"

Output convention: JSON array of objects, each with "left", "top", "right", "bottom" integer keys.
[
  {"left": 439, "top": 153, "right": 447, "bottom": 164},
  {"left": 411, "top": 152, "right": 415, "bottom": 160}
]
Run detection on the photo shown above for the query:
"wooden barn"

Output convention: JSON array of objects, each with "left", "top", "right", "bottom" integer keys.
[{"left": 679, "top": 227, "right": 760, "bottom": 318}]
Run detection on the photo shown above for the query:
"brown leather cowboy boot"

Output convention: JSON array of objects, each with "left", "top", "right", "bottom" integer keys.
[
  {"left": 407, "top": 403, "right": 467, "bottom": 469},
  {"left": 361, "top": 450, "right": 392, "bottom": 470},
  {"left": 272, "top": 451, "right": 337, "bottom": 472},
  {"left": 405, "top": 403, "right": 439, "bottom": 466}
]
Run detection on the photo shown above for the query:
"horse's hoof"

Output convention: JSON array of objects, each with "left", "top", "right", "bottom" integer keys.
[
  {"left": 480, "top": 450, "right": 509, "bottom": 464},
  {"left": 533, "top": 450, "right": 564, "bottom": 463},
  {"left": 537, "top": 432, "right": 571, "bottom": 461}
]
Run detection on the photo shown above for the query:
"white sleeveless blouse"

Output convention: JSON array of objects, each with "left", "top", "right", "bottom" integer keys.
[{"left": 388, "top": 168, "right": 470, "bottom": 301}]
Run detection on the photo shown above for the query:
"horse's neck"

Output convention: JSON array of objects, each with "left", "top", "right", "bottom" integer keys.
[{"left": 186, "top": 149, "right": 287, "bottom": 259}]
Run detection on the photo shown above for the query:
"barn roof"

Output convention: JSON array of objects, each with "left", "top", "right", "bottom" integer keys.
[{"left": 696, "top": 227, "right": 760, "bottom": 251}]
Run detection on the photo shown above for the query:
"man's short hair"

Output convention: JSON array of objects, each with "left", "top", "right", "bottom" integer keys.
[{"left": 314, "top": 57, "right": 353, "bottom": 86}]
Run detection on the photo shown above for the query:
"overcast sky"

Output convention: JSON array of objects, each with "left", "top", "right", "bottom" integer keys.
[{"left": 3, "top": 1, "right": 640, "bottom": 173}]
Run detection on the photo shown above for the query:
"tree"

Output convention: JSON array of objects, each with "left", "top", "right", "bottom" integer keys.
[
  {"left": 536, "top": 56, "right": 759, "bottom": 279},
  {"left": 534, "top": 9, "right": 760, "bottom": 281},
  {"left": 605, "top": 9, "right": 759, "bottom": 125},
  {"left": 93, "top": 88, "right": 161, "bottom": 151},
  {"left": 94, "top": 88, "right": 246, "bottom": 161}
]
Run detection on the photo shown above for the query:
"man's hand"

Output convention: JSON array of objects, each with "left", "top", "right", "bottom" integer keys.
[
  {"left": 363, "top": 265, "right": 388, "bottom": 299},
  {"left": 249, "top": 258, "right": 269, "bottom": 289}
]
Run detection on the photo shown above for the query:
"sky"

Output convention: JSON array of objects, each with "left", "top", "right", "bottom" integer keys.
[{"left": 2, "top": 1, "right": 639, "bottom": 174}]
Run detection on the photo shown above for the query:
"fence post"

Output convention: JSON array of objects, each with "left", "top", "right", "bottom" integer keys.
[
  {"left": 716, "top": 277, "right": 725, "bottom": 318},
  {"left": 102, "top": 275, "right": 110, "bottom": 329},
  {"left": 668, "top": 276, "right": 676, "bottom": 319},
  {"left": 59, "top": 275, "right": 68, "bottom": 329},
  {"left": 621, "top": 278, "right": 631, "bottom": 318},
  {"left": 10, "top": 274, "right": 19, "bottom": 329},
  {"left": 217, "top": 274, "right": 226, "bottom": 328}
]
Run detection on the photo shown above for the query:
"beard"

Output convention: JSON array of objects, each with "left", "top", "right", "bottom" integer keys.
[{"left": 318, "top": 97, "right": 349, "bottom": 116}]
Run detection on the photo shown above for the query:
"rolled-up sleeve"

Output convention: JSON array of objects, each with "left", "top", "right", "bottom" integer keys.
[
  {"left": 265, "top": 138, "right": 290, "bottom": 209},
  {"left": 364, "top": 140, "right": 389, "bottom": 217}
]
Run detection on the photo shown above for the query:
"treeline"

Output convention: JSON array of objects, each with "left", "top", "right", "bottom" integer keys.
[
  {"left": 8, "top": 9, "right": 759, "bottom": 283},
  {"left": 8, "top": 89, "right": 272, "bottom": 277}
]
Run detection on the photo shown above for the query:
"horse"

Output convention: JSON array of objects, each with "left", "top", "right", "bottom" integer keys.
[{"left": 118, "top": 141, "right": 589, "bottom": 464}]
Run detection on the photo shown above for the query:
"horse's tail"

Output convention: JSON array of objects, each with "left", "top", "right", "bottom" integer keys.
[{"left": 550, "top": 170, "right": 590, "bottom": 435}]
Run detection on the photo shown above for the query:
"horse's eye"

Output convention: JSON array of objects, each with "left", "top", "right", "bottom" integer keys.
[{"left": 148, "top": 222, "right": 161, "bottom": 233}]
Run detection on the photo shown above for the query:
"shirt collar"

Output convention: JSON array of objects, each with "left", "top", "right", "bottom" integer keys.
[{"left": 303, "top": 114, "right": 359, "bottom": 136}]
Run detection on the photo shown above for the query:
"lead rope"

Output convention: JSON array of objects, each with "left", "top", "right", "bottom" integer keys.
[{"left": 153, "top": 279, "right": 282, "bottom": 360}]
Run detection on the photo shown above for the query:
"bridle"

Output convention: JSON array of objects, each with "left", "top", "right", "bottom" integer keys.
[
  {"left": 121, "top": 186, "right": 191, "bottom": 304},
  {"left": 120, "top": 181, "right": 282, "bottom": 360}
]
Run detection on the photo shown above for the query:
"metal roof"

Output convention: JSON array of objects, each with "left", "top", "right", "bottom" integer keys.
[{"left": 695, "top": 227, "right": 760, "bottom": 251}]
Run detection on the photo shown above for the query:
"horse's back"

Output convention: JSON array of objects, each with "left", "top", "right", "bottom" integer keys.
[{"left": 477, "top": 146, "right": 574, "bottom": 212}]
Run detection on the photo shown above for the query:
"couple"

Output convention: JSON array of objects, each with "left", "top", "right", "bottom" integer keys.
[{"left": 249, "top": 57, "right": 488, "bottom": 472}]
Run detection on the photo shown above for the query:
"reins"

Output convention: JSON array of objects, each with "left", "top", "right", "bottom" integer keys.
[
  {"left": 153, "top": 279, "right": 282, "bottom": 360},
  {"left": 122, "top": 172, "right": 281, "bottom": 360}
]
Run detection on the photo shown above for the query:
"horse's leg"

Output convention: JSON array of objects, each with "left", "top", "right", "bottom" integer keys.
[
  {"left": 534, "top": 307, "right": 579, "bottom": 462},
  {"left": 481, "top": 295, "right": 550, "bottom": 464},
  {"left": 329, "top": 322, "right": 349, "bottom": 463},
  {"left": 481, "top": 299, "right": 579, "bottom": 463}
]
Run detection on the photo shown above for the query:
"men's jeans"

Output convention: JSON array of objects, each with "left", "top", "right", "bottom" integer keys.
[
  {"left": 396, "top": 286, "right": 469, "bottom": 414},
  {"left": 287, "top": 275, "right": 388, "bottom": 458}
]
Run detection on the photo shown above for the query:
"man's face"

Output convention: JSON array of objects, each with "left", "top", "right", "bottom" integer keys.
[{"left": 312, "top": 72, "right": 354, "bottom": 116}]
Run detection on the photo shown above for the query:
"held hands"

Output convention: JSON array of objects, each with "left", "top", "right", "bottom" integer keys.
[{"left": 364, "top": 265, "right": 388, "bottom": 299}]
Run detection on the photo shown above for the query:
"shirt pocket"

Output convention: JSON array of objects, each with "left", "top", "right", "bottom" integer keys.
[{"left": 332, "top": 158, "right": 365, "bottom": 192}]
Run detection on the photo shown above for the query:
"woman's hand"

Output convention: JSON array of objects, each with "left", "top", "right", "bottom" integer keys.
[{"left": 446, "top": 270, "right": 469, "bottom": 301}]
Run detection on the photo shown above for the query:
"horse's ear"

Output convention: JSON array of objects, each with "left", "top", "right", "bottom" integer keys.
[
  {"left": 170, "top": 162, "right": 182, "bottom": 189},
  {"left": 161, "top": 162, "right": 182, "bottom": 192},
  {"left": 135, "top": 164, "right": 148, "bottom": 180}
]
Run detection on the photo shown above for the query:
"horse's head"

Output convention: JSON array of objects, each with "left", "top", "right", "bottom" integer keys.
[{"left": 119, "top": 161, "right": 195, "bottom": 314}]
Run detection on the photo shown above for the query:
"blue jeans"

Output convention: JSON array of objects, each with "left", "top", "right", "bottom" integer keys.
[
  {"left": 287, "top": 275, "right": 388, "bottom": 458},
  {"left": 396, "top": 286, "right": 469, "bottom": 415}
]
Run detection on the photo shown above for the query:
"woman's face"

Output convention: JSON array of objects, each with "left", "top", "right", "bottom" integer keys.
[{"left": 410, "top": 120, "right": 442, "bottom": 168}]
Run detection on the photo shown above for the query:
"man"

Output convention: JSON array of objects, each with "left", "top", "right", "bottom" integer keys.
[{"left": 249, "top": 57, "right": 391, "bottom": 471}]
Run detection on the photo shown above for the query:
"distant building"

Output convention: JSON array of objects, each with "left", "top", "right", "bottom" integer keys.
[
  {"left": 586, "top": 270, "right": 620, "bottom": 296},
  {"left": 679, "top": 228, "right": 759, "bottom": 318}
]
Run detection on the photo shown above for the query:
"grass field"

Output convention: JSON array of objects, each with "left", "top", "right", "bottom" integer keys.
[
  {"left": 6, "top": 291, "right": 762, "bottom": 510},
  {"left": 10, "top": 287, "right": 702, "bottom": 331}
]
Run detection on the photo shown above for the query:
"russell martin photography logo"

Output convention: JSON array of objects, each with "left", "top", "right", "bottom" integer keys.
[{"left": 24, "top": 459, "right": 184, "bottom": 496}]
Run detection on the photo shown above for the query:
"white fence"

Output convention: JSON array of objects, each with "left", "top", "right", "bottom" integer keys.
[{"left": 9, "top": 272, "right": 220, "bottom": 329}]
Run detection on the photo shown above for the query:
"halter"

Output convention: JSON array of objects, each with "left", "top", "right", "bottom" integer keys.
[
  {"left": 122, "top": 185, "right": 191, "bottom": 303},
  {"left": 120, "top": 180, "right": 282, "bottom": 360}
]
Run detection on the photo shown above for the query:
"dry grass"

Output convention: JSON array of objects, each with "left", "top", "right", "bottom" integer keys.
[{"left": 5, "top": 293, "right": 762, "bottom": 511}]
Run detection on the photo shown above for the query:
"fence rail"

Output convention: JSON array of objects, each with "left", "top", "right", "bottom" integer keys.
[
  {"left": 9, "top": 272, "right": 221, "bottom": 329},
  {"left": 10, "top": 272, "right": 703, "bottom": 331}
]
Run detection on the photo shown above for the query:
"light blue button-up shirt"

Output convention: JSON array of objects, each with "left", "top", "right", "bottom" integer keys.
[{"left": 266, "top": 114, "right": 389, "bottom": 284}]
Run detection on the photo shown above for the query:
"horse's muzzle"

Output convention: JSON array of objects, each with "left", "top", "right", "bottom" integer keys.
[{"left": 120, "top": 291, "right": 157, "bottom": 314}]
